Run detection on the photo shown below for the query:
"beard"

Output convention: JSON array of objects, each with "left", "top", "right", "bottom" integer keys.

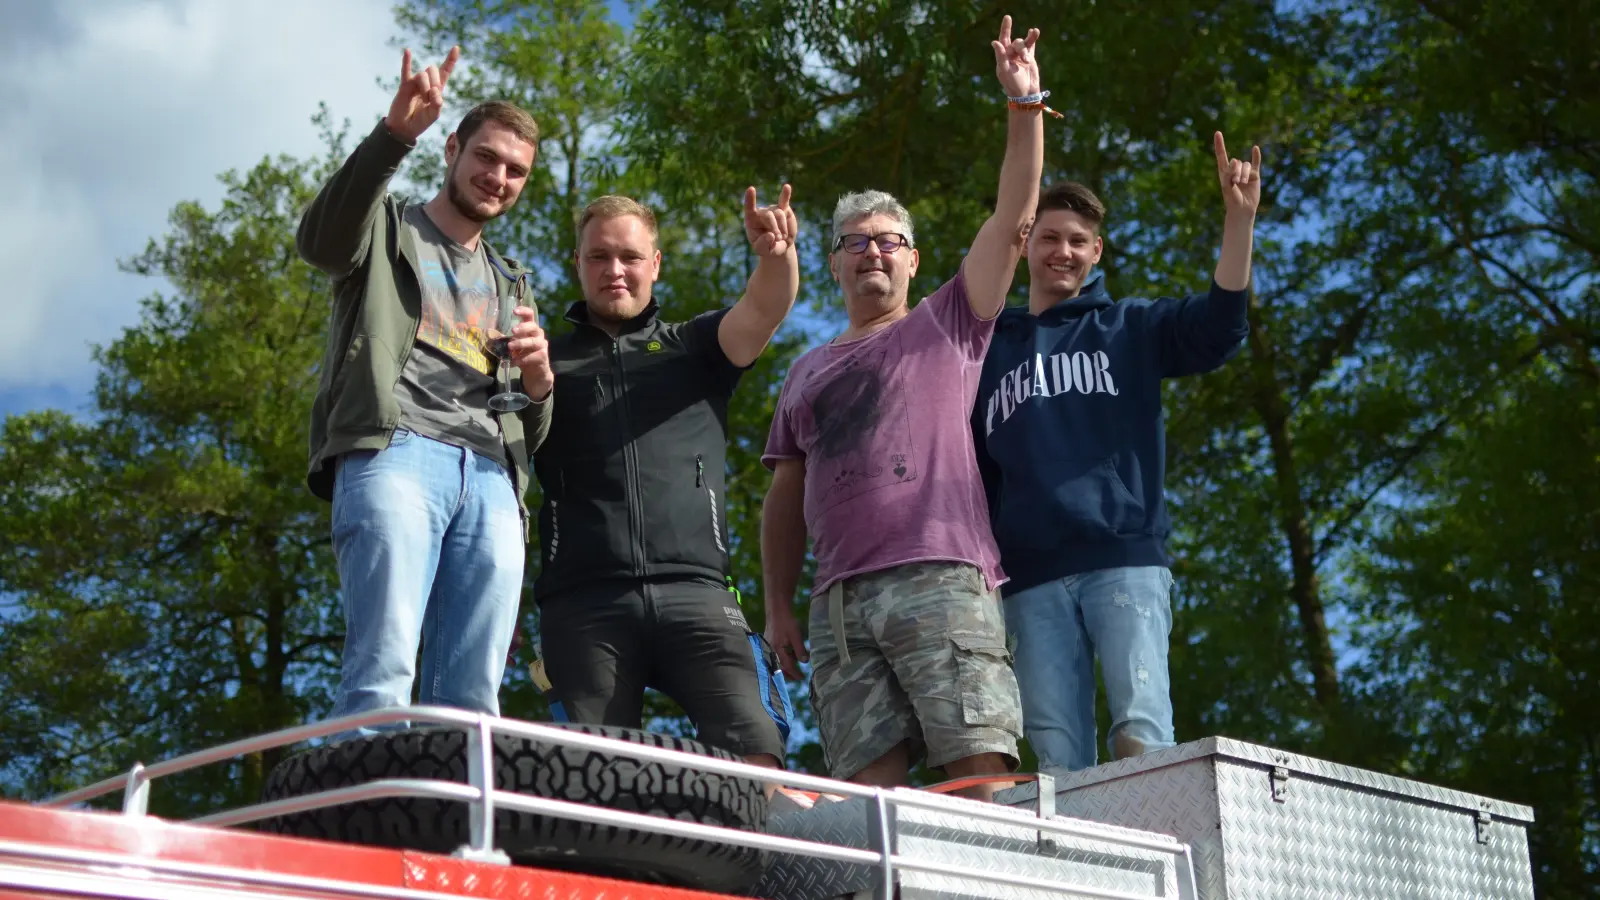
[
  {"left": 585, "top": 288, "right": 647, "bottom": 323},
  {"left": 850, "top": 266, "right": 901, "bottom": 304},
  {"left": 445, "top": 163, "right": 511, "bottom": 224}
]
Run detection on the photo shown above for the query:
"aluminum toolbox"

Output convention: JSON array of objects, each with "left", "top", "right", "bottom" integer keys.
[
  {"left": 995, "top": 737, "right": 1536, "bottom": 900},
  {"left": 750, "top": 788, "right": 1197, "bottom": 899}
]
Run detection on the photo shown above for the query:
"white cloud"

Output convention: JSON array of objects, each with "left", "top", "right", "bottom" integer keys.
[{"left": 0, "top": 0, "right": 398, "bottom": 397}]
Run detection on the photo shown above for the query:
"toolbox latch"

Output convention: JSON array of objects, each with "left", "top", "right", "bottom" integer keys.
[
  {"left": 1036, "top": 772, "right": 1058, "bottom": 854},
  {"left": 1270, "top": 766, "right": 1290, "bottom": 803},
  {"left": 1475, "top": 804, "right": 1493, "bottom": 845}
]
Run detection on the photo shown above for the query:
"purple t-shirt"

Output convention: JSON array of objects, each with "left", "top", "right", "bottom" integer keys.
[{"left": 762, "top": 268, "right": 1006, "bottom": 597}]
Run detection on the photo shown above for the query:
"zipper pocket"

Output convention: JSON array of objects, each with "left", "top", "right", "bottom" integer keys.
[
  {"left": 698, "top": 455, "right": 725, "bottom": 554},
  {"left": 708, "top": 485, "right": 725, "bottom": 553},
  {"left": 547, "top": 499, "right": 560, "bottom": 561}
]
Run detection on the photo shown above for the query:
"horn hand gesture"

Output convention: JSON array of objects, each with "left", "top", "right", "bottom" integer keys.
[
  {"left": 992, "top": 15, "right": 1041, "bottom": 99},
  {"left": 386, "top": 46, "right": 460, "bottom": 144},
  {"left": 1214, "top": 132, "right": 1262, "bottom": 217},
  {"left": 744, "top": 184, "right": 798, "bottom": 258}
]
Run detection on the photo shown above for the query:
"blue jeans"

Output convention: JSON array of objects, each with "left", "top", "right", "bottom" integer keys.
[
  {"left": 329, "top": 429, "right": 524, "bottom": 735},
  {"left": 1002, "top": 566, "right": 1175, "bottom": 773}
]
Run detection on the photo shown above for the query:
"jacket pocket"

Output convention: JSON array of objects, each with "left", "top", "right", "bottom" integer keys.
[
  {"left": 1094, "top": 455, "right": 1148, "bottom": 536},
  {"left": 330, "top": 333, "right": 365, "bottom": 395},
  {"left": 996, "top": 455, "right": 1147, "bottom": 552},
  {"left": 546, "top": 371, "right": 616, "bottom": 461}
]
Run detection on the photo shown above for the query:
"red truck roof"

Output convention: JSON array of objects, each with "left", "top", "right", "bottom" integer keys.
[{"left": 0, "top": 799, "right": 740, "bottom": 900}]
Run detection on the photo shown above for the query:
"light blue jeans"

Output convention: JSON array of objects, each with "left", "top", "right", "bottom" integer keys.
[
  {"left": 329, "top": 429, "right": 524, "bottom": 736},
  {"left": 1002, "top": 566, "right": 1175, "bottom": 773}
]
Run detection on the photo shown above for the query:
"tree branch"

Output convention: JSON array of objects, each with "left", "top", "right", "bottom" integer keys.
[
  {"left": 1313, "top": 329, "right": 1565, "bottom": 562},
  {"left": 287, "top": 633, "right": 345, "bottom": 660},
  {"left": 1246, "top": 291, "right": 1342, "bottom": 711},
  {"left": 1449, "top": 220, "right": 1600, "bottom": 383}
]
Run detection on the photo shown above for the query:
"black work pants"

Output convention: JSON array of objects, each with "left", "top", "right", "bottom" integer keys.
[{"left": 539, "top": 578, "right": 786, "bottom": 761}]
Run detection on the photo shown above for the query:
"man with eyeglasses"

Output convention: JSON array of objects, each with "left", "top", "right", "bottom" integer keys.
[{"left": 759, "top": 16, "right": 1046, "bottom": 801}]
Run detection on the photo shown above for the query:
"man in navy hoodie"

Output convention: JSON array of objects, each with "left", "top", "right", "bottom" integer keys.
[{"left": 973, "top": 133, "right": 1260, "bottom": 773}]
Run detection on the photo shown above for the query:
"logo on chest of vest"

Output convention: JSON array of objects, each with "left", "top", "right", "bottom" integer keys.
[{"left": 984, "top": 350, "right": 1118, "bottom": 436}]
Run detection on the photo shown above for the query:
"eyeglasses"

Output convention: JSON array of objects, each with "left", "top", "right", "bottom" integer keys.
[{"left": 832, "top": 232, "right": 912, "bottom": 254}]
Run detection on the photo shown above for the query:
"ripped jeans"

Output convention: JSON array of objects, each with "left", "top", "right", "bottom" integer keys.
[{"left": 1002, "top": 566, "right": 1174, "bottom": 773}]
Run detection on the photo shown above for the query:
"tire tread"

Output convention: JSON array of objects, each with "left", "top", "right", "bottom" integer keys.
[{"left": 258, "top": 724, "right": 766, "bottom": 892}]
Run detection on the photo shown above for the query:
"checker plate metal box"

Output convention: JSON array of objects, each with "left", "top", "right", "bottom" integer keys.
[
  {"left": 751, "top": 791, "right": 1192, "bottom": 899},
  {"left": 998, "top": 738, "right": 1535, "bottom": 900}
]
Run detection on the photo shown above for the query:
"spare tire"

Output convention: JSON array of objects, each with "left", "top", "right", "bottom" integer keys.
[{"left": 257, "top": 724, "right": 768, "bottom": 893}]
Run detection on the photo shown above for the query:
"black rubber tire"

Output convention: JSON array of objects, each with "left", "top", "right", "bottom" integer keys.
[{"left": 256, "top": 724, "right": 768, "bottom": 893}]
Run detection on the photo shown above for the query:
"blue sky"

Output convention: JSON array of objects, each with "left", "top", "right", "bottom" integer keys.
[
  {"left": 0, "top": 0, "right": 651, "bottom": 424},
  {"left": 0, "top": 0, "right": 400, "bottom": 421}
]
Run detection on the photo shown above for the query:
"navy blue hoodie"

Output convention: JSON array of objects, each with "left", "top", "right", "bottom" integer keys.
[{"left": 972, "top": 273, "right": 1249, "bottom": 595}]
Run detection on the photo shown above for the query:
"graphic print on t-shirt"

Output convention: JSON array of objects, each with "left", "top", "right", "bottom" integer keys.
[
  {"left": 414, "top": 257, "right": 499, "bottom": 375},
  {"left": 802, "top": 328, "right": 917, "bottom": 512},
  {"left": 391, "top": 206, "right": 508, "bottom": 467}
]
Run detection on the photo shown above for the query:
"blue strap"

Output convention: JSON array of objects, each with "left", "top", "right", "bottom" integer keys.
[
  {"left": 728, "top": 580, "right": 794, "bottom": 745},
  {"left": 748, "top": 633, "right": 795, "bottom": 744},
  {"left": 549, "top": 699, "right": 570, "bottom": 723}
]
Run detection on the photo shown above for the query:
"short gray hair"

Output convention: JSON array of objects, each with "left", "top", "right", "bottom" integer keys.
[{"left": 830, "top": 190, "right": 915, "bottom": 250}]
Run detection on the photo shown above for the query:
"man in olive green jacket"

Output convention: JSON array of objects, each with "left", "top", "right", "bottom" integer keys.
[{"left": 299, "top": 45, "right": 553, "bottom": 733}]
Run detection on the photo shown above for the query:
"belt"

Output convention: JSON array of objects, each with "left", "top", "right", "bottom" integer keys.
[{"left": 827, "top": 580, "right": 850, "bottom": 667}]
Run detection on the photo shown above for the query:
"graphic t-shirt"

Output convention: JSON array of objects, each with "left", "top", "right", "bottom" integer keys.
[
  {"left": 393, "top": 205, "right": 508, "bottom": 467},
  {"left": 761, "top": 268, "right": 1005, "bottom": 596}
]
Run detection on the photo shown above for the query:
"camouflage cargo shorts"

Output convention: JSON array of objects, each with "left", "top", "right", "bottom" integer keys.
[{"left": 807, "top": 561, "right": 1022, "bottom": 780}]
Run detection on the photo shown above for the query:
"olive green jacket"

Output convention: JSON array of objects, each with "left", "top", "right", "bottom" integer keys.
[{"left": 299, "top": 120, "right": 551, "bottom": 538}]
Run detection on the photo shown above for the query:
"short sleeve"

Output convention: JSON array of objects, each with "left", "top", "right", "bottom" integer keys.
[
  {"left": 686, "top": 306, "right": 747, "bottom": 394},
  {"left": 760, "top": 362, "right": 807, "bottom": 470},
  {"left": 918, "top": 263, "right": 996, "bottom": 362}
]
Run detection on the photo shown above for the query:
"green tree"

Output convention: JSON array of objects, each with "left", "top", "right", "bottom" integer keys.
[
  {"left": 0, "top": 130, "right": 347, "bottom": 815},
  {"left": 1332, "top": 2, "right": 1600, "bottom": 891},
  {"left": 1352, "top": 366, "right": 1599, "bottom": 897},
  {"left": 396, "top": 0, "right": 630, "bottom": 313}
]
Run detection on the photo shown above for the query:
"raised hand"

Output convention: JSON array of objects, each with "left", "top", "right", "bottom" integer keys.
[
  {"left": 991, "top": 15, "right": 1041, "bottom": 99},
  {"left": 743, "top": 184, "right": 798, "bottom": 258},
  {"left": 1214, "top": 132, "right": 1262, "bottom": 218},
  {"left": 507, "top": 306, "right": 553, "bottom": 400},
  {"left": 386, "top": 46, "right": 461, "bottom": 144}
]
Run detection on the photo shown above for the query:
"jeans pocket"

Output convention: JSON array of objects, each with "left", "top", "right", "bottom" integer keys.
[
  {"left": 388, "top": 427, "right": 416, "bottom": 447},
  {"left": 951, "top": 633, "right": 1022, "bottom": 734},
  {"left": 331, "top": 451, "right": 378, "bottom": 535}
]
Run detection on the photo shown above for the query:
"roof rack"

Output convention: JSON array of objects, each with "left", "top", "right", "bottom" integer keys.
[{"left": 40, "top": 706, "right": 1200, "bottom": 900}]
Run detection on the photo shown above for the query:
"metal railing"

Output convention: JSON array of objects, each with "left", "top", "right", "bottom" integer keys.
[{"left": 41, "top": 706, "right": 1199, "bottom": 900}]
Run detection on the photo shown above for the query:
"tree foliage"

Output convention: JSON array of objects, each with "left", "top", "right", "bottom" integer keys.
[
  {"left": 0, "top": 0, "right": 1594, "bottom": 893},
  {"left": 0, "top": 121, "right": 350, "bottom": 814}
]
